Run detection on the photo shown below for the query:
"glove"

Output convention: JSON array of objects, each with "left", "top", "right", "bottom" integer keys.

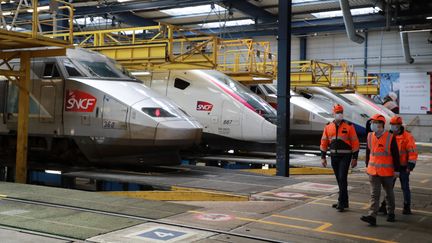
[
  {"left": 321, "top": 158, "right": 327, "bottom": 168},
  {"left": 351, "top": 159, "right": 357, "bottom": 168}
]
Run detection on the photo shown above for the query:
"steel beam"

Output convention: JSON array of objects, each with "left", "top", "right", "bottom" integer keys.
[
  {"left": 223, "top": 0, "right": 277, "bottom": 22},
  {"left": 15, "top": 51, "right": 31, "bottom": 183},
  {"left": 300, "top": 37, "right": 307, "bottom": 60},
  {"left": 276, "top": 0, "right": 291, "bottom": 177}
]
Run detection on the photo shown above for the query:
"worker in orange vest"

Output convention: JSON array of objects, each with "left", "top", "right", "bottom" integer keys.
[
  {"left": 361, "top": 114, "right": 400, "bottom": 226},
  {"left": 378, "top": 116, "right": 418, "bottom": 215},
  {"left": 320, "top": 104, "right": 360, "bottom": 212}
]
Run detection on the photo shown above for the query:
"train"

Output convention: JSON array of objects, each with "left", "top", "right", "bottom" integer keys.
[
  {"left": 138, "top": 71, "right": 334, "bottom": 150},
  {"left": 0, "top": 48, "right": 203, "bottom": 166}
]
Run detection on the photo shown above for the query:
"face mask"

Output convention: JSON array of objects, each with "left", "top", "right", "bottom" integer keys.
[
  {"left": 334, "top": 113, "right": 343, "bottom": 121},
  {"left": 371, "top": 123, "right": 383, "bottom": 133},
  {"left": 390, "top": 125, "right": 400, "bottom": 133}
]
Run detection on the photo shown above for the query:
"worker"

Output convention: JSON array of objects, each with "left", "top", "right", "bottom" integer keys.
[
  {"left": 383, "top": 92, "right": 399, "bottom": 114},
  {"left": 361, "top": 114, "right": 400, "bottom": 226},
  {"left": 378, "top": 116, "right": 417, "bottom": 215},
  {"left": 320, "top": 104, "right": 359, "bottom": 212}
]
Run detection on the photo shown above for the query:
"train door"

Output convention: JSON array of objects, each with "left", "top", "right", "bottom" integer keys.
[
  {"left": 167, "top": 72, "right": 219, "bottom": 134},
  {"left": 101, "top": 95, "right": 128, "bottom": 133}
]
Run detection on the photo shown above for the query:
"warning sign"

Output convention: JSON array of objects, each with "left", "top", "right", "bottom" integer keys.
[{"left": 195, "top": 213, "right": 234, "bottom": 222}]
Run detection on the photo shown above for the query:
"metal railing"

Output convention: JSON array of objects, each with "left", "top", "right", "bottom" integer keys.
[{"left": 0, "top": 0, "right": 73, "bottom": 44}]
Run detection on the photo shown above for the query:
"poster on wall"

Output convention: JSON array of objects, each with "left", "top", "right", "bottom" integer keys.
[
  {"left": 399, "top": 73, "right": 431, "bottom": 114},
  {"left": 369, "top": 73, "right": 400, "bottom": 101}
]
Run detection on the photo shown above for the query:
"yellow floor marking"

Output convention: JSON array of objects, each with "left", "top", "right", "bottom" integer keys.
[
  {"left": 420, "top": 179, "right": 430, "bottom": 184},
  {"left": 271, "top": 214, "right": 330, "bottom": 225},
  {"left": 0, "top": 194, "right": 7, "bottom": 198},
  {"left": 188, "top": 210, "right": 395, "bottom": 243}
]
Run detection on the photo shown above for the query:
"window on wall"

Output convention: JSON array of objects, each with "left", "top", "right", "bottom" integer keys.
[{"left": 174, "top": 78, "right": 190, "bottom": 90}]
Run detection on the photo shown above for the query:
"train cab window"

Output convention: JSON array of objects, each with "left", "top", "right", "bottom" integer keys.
[
  {"left": 249, "top": 85, "right": 258, "bottom": 93},
  {"left": 255, "top": 87, "right": 263, "bottom": 95},
  {"left": 43, "top": 63, "right": 60, "bottom": 78},
  {"left": 63, "top": 59, "right": 83, "bottom": 77},
  {"left": 174, "top": 78, "right": 190, "bottom": 90}
]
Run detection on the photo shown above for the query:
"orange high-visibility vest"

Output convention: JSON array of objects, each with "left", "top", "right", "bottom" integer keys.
[
  {"left": 395, "top": 131, "right": 418, "bottom": 166},
  {"left": 320, "top": 121, "right": 360, "bottom": 154},
  {"left": 367, "top": 131, "right": 395, "bottom": 177}
]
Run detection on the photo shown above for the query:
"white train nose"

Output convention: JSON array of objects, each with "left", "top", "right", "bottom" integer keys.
[
  {"left": 155, "top": 120, "right": 203, "bottom": 146},
  {"left": 261, "top": 119, "right": 277, "bottom": 142}
]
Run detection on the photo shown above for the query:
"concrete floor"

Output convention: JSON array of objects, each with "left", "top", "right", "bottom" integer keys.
[{"left": 1, "top": 153, "right": 431, "bottom": 242}]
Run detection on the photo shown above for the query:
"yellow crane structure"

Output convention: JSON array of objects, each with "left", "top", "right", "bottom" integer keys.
[
  {"left": 50, "top": 23, "right": 378, "bottom": 94},
  {"left": 0, "top": 0, "right": 74, "bottom": 183}
]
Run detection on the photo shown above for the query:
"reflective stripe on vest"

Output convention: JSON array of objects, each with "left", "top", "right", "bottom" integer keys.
[{"left": 367, "top": 131, "right": 394, "bottom": 177}]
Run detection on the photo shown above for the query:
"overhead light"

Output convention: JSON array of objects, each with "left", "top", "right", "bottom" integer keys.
[
  {"left": 2, "top": 11, "right": 12, "bottom": 16},
  {"left": 427, "top": 16, "right": 432, "bottom": 20},
  {"left": 312, "top": 7, "right": 380, "bottom": 19},
  {"left": 160, "top": 4, "right": 226, "bottom": 16},
  {"left": 117, "top": 0, "right": 134, "bottom": 2},
  {"left": 27, "top": 6, "right": 50, "bottom": 13},
  {"left": 199, "top": 19, "right": 255, "bottom": 28},
  {"left": 131, "top": 71, "right": 151, "bottom": 76},
  {"left": 252, "top": 77, "right": 271, "bottom": 81},
  {"left": 45, "top": 170, "right": 62, "bottom": 175}
]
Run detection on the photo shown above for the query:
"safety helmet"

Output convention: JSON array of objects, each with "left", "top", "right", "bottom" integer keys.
[
  {"left": 370, "top": 114, "right": 386, "bottom": 124},
  {"left": 332, "top": 104, "right": 344, "bottom": 113},
  {"left": 390, "top": 116, "right": 403, "bottom": 125}
]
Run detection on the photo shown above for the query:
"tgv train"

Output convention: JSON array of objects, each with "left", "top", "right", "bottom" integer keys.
[
  {"left": 294, "top": 87, "right": 393, "bottom": 138},
  {"left": 0, "top": 48, "right": 202, "bottom": 165},
  {"left": 138, "top": 71, "right": 334, "bottom": 149},
  {"left": 249, "top": 84, "right": 334, "bottom": 144}
]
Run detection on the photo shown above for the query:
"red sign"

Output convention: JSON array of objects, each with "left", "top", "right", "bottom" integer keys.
[
  {"left": 196, "top": 101, "right": 213, "bottom": 111},
  {"left": 65, "top": 90, "right": 97, "bottom": 112}
]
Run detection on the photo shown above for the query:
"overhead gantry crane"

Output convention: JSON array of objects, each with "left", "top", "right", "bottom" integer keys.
[{"left": 0, "top": 0, "right": 74, "bottom": 183}]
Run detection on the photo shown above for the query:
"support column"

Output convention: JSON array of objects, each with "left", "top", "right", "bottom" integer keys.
[
  {"left": 363, "top": 31, "right": 368, "bottom": 78},
  {"left": 15, "top": 52, "right": 31, "bottom": 183},
  {"left": 299, "top": 36, "right": 307, "bottom": 60},
  {"left": 276, "top": 0, "right": 291, "bottom": 177}
]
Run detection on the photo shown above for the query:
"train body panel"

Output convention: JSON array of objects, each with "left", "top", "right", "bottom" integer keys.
[{"left": 0, "top": 48, "right": 202, "bottom": 166}]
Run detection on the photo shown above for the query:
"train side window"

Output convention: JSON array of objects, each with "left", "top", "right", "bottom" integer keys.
[
  {"left": 63, "top": 59, "right": 83, "bottom": 77},
  {"left": 174, "top": 78, "right": 190, "bottom": 90},
  {"left": 43, "top": 63, "right": 60, "bottom": 78}
]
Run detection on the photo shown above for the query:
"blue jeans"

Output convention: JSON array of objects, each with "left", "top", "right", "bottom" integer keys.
[{"left": 331, "top": 154, "right": 352, "bottom": 207}]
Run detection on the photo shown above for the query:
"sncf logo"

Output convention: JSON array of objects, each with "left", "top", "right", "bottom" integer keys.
[
  {"left": 196, "top": 101, "right": 213, "bottom": 111},
  {"left": 65, "top": 90, "right": 97, "bottom": 112}
]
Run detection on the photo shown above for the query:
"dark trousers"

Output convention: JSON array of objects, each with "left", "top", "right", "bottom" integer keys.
[
  {"left": 331, "top": 154, "right": 352, "bottom": 207},
  {"left": 383, "top": 169, "right": 411, "bottom": 207}
]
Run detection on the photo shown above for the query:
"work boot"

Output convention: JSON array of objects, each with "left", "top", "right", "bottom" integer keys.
[
  {"left": 361, "top": 215, "right": 377, "bottom": 226},
  {"left": 332, "top": 203, "right": 338, "bottom": 208},
  {"left": 403, "top": 204, "right": 412, "bottom": 215},
  {"left": 387, "top": 213, "right": 396, "bottom": 222},
  {"left": 378, "top": 201, "right": 387, "bottom": 215},
  {"left": 336, "top": 204, "right": 345, "bottom": 212}
]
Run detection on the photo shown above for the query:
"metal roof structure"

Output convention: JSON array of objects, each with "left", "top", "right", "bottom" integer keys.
[{"left": 41, "top": 0, "right": 430, "bottom": 37}]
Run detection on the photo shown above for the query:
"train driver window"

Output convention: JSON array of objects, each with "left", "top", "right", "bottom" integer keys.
[
  {"left": 174, "top": 78, "right": 190, "bottom": 90},
  {"left": 63, "top": 59, "right": 83, "bottom": 77},
  {"left": 43, "top": 63, "right": 60, "bottom": 78}
]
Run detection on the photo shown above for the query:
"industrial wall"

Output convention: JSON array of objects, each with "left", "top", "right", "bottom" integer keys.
[{"left": 254, "top": 30, "right": 432, "bottom": 74}]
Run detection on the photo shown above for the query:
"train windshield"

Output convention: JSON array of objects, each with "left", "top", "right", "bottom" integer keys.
[{"left": 202, "top": 70, "right": 277, "bottom": 123}]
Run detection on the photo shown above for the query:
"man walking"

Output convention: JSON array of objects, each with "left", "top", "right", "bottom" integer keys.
[
  {"left": 320, "top": 104, "right": 359, "bottom": 212},
  {"left": 361, "top": 114, "right": 400, "bottom": 226},
  {"left": 379, "top": 116, "right": 417, "bottom": 215}
]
